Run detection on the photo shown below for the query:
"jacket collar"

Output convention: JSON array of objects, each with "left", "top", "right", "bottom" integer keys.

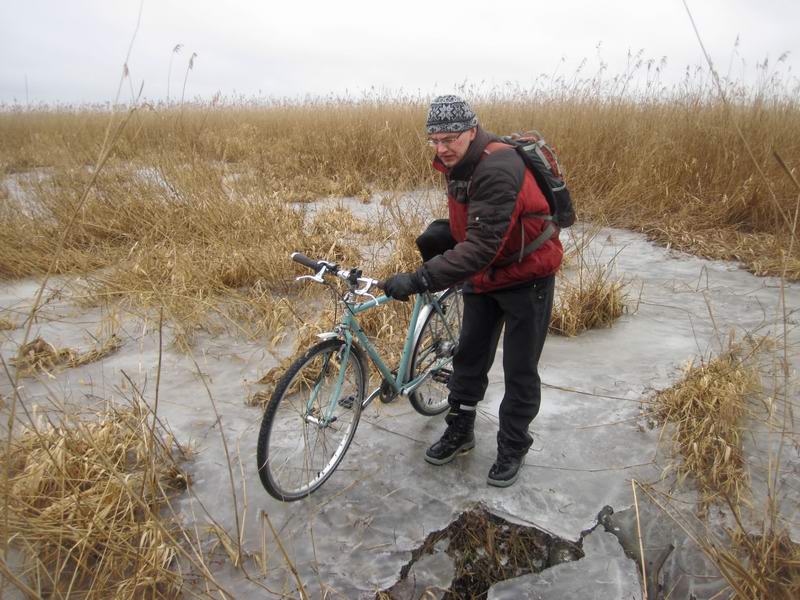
[{"left": 431, "top": 126, "right": 492, "bottom": 179}]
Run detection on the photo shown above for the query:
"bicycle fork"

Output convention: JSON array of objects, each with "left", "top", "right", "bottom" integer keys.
[{"left": 303, "top": 339, "right": 354, "bottom": 428}]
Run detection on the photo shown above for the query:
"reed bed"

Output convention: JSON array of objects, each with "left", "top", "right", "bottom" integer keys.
[
  {"left": 0, "top": 77, "right": 797, "bottom": 353},
  {"left": 1, "top": 78, "right": 798, "bottom": 281},
  {"left": 0, "top": 398, "right": 188, "bottom": 599}
]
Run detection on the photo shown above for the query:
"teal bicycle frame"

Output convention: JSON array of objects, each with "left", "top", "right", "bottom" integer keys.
[
  {"left": 257, "top": 253, "right": 463, "bottom": 501},
  {"left": 313, "top": 289, "right": 456, "bottom": 424}
]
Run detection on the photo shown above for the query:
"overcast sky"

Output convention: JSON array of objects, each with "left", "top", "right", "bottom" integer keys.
[{"left": 1, "top": 0, "right": 798, "bottom": 105}]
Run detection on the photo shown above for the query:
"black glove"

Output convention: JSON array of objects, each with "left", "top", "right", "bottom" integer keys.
[{"left": 382, "top": 271, "right": 428, "bottom": 301}]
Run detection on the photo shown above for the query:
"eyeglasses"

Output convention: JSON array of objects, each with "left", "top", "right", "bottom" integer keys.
[{"left": 426, "top": 131, "right": 465, "bottom": 147}]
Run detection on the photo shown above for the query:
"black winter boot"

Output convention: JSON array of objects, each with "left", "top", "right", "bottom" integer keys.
[
  {"left": 424, "top": 405, "right": 476, "bottom": 465},
  {"left": 487, "top": 449, "right": 524, "bottom": 487}
]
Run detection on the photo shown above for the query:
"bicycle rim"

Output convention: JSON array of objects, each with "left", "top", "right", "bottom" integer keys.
[
  {"left": 409, "top": 288, "right": 464, "bottom": 416},
  {"left": 257, "top": 340, "right": 365, "bottom": 501}
]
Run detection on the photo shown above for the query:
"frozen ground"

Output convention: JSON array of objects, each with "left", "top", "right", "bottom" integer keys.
[{"left": 1, "top": 221, "right": 798, "bottom": 599}]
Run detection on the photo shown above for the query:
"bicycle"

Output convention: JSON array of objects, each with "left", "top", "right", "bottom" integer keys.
[{"left": 256, "top": 252, "right": 463, "bottom": 501}]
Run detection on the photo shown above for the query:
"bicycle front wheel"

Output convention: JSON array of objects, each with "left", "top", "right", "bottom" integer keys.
[
  {"left": 256, "top": 339, "right": 367, "bottom": 501},
  {"left": 408, "top": 287, "right": 464, "bottom": 416}
]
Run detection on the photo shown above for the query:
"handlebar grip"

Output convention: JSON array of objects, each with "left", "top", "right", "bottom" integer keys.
[{"left": 291, "top": 252, "right": 322, "bottom": 271}]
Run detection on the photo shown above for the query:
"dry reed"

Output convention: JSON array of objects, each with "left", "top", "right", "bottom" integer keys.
[
  {"left": 11, "top": 334, "right": 122, "bottom": 377},
  {"left": 653, "top": 342, "right": 760, "bottom": 511},
  {"left": 647, "top": 337, "right": 800, "bottom": 599},
  {"left": 1, "top": 75, "right": 798, "bottom": 352},
  {"left": 719, "top": 528, "right": 800, "bottom": 599},
  {"left": 248, "top": 220, "right": 422, "bottom": 405},
  {"left": 641, "top": 483, "right": 800, "bottom": 600},
  {"left": 643, "top": 13, "right": 800, "bottom": 596},
  {"left": 550, "top": 263, "right": 628, "bottom": 336},
  {"left": 0, "top": 399, "right": 188, "bottom": 598},
  {"left": 2, "top": 75, "right": 798, "bottom": 279}
]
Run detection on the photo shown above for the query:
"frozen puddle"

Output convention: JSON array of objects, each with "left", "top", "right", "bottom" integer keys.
[{"left": 1, "top": 223, "right": 798, "bottom": 599}]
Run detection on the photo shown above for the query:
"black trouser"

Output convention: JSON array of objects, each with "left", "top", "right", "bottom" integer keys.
[
  {"left": 415, "top": 219, "right": 555, "bottom": 456},
  {"left": 447, "top": 277, "right": 555, "bottom": 457}
]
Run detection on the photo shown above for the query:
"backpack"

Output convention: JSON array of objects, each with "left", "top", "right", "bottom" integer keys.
[{"left": 499, "top": 130, "right": 576, "bottom": 229}]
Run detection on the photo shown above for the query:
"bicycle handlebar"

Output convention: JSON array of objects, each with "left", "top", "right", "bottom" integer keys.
[
  {"left": 290, "top": 252, "right": 382, "bottom": 296},
  {"left": 291, "top": 252, "right": 328, "bottom": 271}
]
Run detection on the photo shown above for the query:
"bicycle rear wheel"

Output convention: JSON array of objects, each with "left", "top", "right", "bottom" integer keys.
[
  {"left": 256, "top": 339, "right": 367, "bottom": 501},
  {"left": 408, "top": 287, "right": 464, "bottom": 416}
]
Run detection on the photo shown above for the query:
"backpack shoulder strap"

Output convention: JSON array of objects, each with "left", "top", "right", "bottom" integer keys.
[
  {"left": 482, "top": 141, "right": 513, "bottom": 156},
  {"left": 492, "top": 222, "right": 557, "bottom": 269}
]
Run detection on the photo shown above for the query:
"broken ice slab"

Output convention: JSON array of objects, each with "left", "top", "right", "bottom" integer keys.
[
  {"left": 488, "top": 530, "right": 642, "bottom": 600},
  {"left": 381, "top": 547, "right": 455, "bottom": 600}
]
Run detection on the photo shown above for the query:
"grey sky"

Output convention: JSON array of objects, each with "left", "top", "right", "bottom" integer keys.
[{"left": 1, "top": 0, "right": 798, "bottom": 105}]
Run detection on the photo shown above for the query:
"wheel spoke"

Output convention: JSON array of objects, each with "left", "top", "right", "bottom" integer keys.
[
  {"left": 408, "top": 288, "right": 463, "bottom": 416},
  {"left": 257, "top": 340, "right": 365, "bottom": 500}
]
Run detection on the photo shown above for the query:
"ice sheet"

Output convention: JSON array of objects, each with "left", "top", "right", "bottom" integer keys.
[{"left": 2, "top": 222, "right": 797, "bottom": 598}]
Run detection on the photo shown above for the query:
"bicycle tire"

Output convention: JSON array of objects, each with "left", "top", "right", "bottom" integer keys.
[
  {"left": 256, "top": 339, "right": 367, "bottom": 501},
  {"left": 408, "top": 287, "right": 464, "bottom": 416}
]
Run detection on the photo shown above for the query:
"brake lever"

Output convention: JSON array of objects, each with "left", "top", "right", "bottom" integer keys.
[
  {"left": 353, "top": 277, "right": 379, "bottom": 301},
  {"left": 296, "top": 265, "right": 328, "bottom": 284}
]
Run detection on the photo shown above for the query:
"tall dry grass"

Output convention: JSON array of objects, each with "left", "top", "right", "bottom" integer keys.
[
  {"left": 1, "top": 83, "right": 797, "bottom": 348},
  {"left": 2, "top": 71, "right": 799, "bottom": 281},
  {"left": 0, "top": 398, "right": 189, "bottom": 598},
  {"left": 2, "top": 70, "right": 798, "bottom": 596}
]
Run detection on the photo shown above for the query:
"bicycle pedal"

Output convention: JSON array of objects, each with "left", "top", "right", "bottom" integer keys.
[{"left": 338, "top": 395, "right": 355, "bottom": 409}]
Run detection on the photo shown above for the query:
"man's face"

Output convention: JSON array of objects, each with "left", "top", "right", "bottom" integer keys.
[{"left": 428, "top": 128, "right": 477, "bottom": 168}]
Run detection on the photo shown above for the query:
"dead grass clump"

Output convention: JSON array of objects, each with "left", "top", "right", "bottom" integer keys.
[
  {"left": 74, "top": 191, "right": 363, "bottom": 345},
  {"left": 252, "top": 305, "right": 337, "bottom": 402},
  {"left": 11, "top": 337, "right": 76, "bottom": 376},
  {"left": 653, "top": 343, "right": 760, "bottom": 510},
  {"left": 371, "top": 222, "right": 425, "bottom": 280},
  {"left": 247, "top": 389, "right": 271, "bottom": 407},
  {"left": 69, "top": 333, "right": 123, "bottom": 366},
  {"left": 0, "top": 400, "right": 188, "bottom": 599},
  {"left": 11, "top": 334, "right": 122, "bottom": 377},
  {"left": 550, "top": 265, "right": 628, "bottom": 336},
  {"left": 0, "top": 314, "right": 16, "bottom": 330}
]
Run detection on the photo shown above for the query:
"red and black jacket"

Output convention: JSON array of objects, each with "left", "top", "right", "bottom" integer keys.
[{"left": 420, "top": 127, "right": 563, "bottom": 293}]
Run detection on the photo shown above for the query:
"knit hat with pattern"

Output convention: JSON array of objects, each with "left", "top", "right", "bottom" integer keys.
[{"left": 426, "top": 95, "right": 478, "bottom": 134}]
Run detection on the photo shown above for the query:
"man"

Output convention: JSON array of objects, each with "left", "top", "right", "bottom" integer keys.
[{"left": 382, "top": 95, "right": 563, "bottom": 487}]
